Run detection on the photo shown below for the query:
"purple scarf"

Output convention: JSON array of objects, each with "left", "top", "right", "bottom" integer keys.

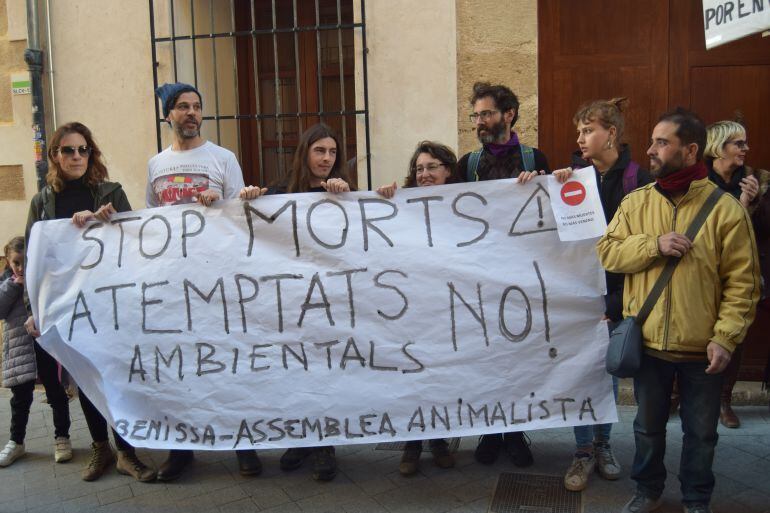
[{"left": 486, "top": 132, "right": 520, "bottom": 157}]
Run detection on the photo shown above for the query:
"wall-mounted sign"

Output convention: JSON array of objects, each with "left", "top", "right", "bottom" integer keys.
[
  {"left": 11, "top": 72, "right": 31, "bottom": 95},
  {"left": 703, "top": 0, "right": 770, "bottom": 49}
]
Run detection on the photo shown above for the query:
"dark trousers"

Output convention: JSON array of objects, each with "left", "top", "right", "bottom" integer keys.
[
  {"left": 632, "top": 353, "right": 723, "bottom": 505},
  {"left": 79, "top": 388, "right": 131, "bottom": 451},
  {"left": 9, "top": 342, "right": 71, "bottom": 444}
]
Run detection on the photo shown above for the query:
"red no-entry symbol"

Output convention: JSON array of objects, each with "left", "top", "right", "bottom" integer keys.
[{"left": 560, "top": 181, "right": 586, "bottom": 206}]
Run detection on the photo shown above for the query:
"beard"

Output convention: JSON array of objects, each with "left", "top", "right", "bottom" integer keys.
[
  {"left": 173, "top": 118, "right": 201, "bottom": 139},
  {"left": 477, "top": 119, "right": 508, "bottom": 144},
  {"left": 649, "top": 153, "right": 685, "bottom": 179}
]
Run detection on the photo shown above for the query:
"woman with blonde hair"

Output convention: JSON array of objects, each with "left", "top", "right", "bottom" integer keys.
[
  {"left": 24, "top": 122, "right": 156, "bottom": 482},
  {"left": 554, "top": 98, "right": 652, "bottom": 492},
  {"left": 705, "top": 119, "right": 770, "bottom": 428}
]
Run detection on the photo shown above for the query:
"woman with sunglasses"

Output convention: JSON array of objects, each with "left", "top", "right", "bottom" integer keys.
[
  {"left": 376, "top": 140, "right": 463, "bottom": 475},
  {"left": 240, "top": 123, "right": 352, "bottom": 481},
  {"left": 24, "top": 122, "right": 156, "bottom": 483},
  {"left": 704, "top": 120, "right": 770, "bottom": 429}
]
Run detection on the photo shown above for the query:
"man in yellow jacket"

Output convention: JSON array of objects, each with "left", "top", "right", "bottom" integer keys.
[{"left": 597, "top": 108, "right": 760, "bottom": 513}]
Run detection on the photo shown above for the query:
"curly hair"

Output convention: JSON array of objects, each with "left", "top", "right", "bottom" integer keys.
[
  {"left": 469, "top": 82, "right": 520, "bottom": 127},
  {"left": 47, "top": 122, "right": 109, "bottom": 193},
  {"left": 573, "top": 97, "right": 629, "bottom": 144},
  {"left": 404, "top": 141, "right": 462, "bottom": 188}
]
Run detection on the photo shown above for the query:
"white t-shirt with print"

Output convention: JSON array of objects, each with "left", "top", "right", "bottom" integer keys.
[{"left": 146, "top": 141, "right": 245, "bottom": 207}]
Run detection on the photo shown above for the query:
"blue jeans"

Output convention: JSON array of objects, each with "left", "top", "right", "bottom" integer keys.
[
  {"left": 631, "top": 353, "right": 723, "bottom": 505},
  {"left": 574, "top": 375, "right": 618, "bottom": 448},
  {"left": 574, "top": 320, "right": 619, "bottom": 449}
]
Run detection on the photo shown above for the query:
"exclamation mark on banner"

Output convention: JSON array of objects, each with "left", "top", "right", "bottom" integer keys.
[{"left": 536, "top": 196, "right": 544, "bottom": 228}]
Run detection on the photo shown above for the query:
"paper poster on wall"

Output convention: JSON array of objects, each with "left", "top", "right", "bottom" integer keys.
[{"left": 702, "top": 0, "right": 770, "bottom": 49}]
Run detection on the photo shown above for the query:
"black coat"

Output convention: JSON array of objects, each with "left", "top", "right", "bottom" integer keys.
[{"left": 571, "top": 145, "right": 653, "bottom": 321}]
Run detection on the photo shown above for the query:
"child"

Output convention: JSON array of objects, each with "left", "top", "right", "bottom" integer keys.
[{"left": 0, "top": 236, "right": 72, "bottom": 467}]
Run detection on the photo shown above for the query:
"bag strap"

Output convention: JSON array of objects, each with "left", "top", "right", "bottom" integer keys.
[
  {"left": 468, "top": 149, "right": 483, "bottom": 182},
  {"left": 521, "top": 144, "right": 535, "bottom": 172},
  {"left": 622, "top": 161, "right": 640, "bottom": 194},
  {"left": 635, "top": 186, "right": 724, "bottom": 324}
]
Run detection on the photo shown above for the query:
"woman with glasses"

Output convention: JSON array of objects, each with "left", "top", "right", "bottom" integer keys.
[
  {"left": 24, "top": 122, "right": 156, "bottom": 483},
  {"left": 240, "top": 123, "right": 352, "bottom": 481},
  {"left": 376, "top": 140, "right": 463, "bottom": 475},
  {"left": 553, "top": 98, "right": 652, "bottom": 492},
  {"left": 704, "top": 120, "right": 770, "bottom": 429}
]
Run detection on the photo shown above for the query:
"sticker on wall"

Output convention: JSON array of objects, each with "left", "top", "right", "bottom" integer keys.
[{"left": 11, "top": 72, "right": 31, "bottom": 95}]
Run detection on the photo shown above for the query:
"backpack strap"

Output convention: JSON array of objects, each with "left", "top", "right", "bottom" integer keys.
[
  {"left": 622, "top": 161, "right": 640, "bottom": 194},
  {"left": 467, "top": 149, "right": 483, "bottom": 182},
  {"left": 520, "top": 144, "right": 535, "bottom": 172}
]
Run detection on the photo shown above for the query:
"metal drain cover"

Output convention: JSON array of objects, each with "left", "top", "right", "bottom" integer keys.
[
  {"left": 375, "top": 438, "right": 461, "bottom": 452},
  {"left": 488, "top": 473, "right": 581, "bottom": 513}
]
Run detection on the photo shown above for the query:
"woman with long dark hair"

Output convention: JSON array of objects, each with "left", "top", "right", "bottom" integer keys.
[
  {"left": 240, "top": 123, "right": 352, "bottom": 480},
  {"left": 24, "top": 122, "right": 156, "bottom": 482}
]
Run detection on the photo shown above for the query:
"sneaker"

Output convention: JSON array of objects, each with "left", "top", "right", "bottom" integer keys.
[
  {"left": 474, "top": 434, "right": 502, "bottom": 464},
  {"left": 429, "top": 439, "right": 455, "bottom": 469},
  {"left": 594, "top": 441, "right": 621, "bottom": 480},
  {"left": 621, "top": 493, "right": 663, "bottom": 513},
  {"left": 0, "top": 441, "right": 25, "bottom": 467},
  {"left": 682, "top": 504, "right": 712, "bottom": 513},
  {"left": 81, "top": 441, "right": 114, "bottom": 481},
  {"left": 399, "top": 442, "right": 422, "bottom": 476},
  {"left": 54, "top": 436, "right": 73, "bottom": 463},
  {"left": 116, "top": 449, "right": 157, "bottom": 482},
  {"left": 312, "top": 446, "right": 337, "bottom": 481},
  {"left": 564, "top": 453, "right": 595, "bottom": 491},
  {"left": 504, "top": 432, "right": 533, "bottom": 467},
  {"left": 280, "top": 447, "right": 312, "bottom": 471}
]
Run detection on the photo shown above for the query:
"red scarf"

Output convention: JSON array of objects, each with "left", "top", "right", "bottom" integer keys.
[{"left": 656, "top": 161, "right": 708, "bottom": 193}]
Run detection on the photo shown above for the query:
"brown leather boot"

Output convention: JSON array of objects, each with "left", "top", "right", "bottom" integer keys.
[
  {"left": 81, "top": 441, "right": 114, "bottom": 481},
  {"left": 117, "top": 449, "right": 157, "bottom": 482},
  {"left": 720, "top": 400, "right": 740, "bottom": 428}
]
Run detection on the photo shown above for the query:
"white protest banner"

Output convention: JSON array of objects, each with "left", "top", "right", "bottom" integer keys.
[
  {"left": 27, "top": 178, "right": 615, "bottom": 451},
  {"left": 547, "top": 167, "right": 607, "bottom": 242},
  {"left": 702, "top": 0, "right": 770, "bottom": 49}
]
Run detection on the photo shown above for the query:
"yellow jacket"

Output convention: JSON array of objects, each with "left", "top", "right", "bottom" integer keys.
[{"left": 597, "top": 177, "right": 760, "bottom": 355}]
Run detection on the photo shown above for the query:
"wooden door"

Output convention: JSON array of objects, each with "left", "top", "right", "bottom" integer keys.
[
  {"left": 539, "top": 0, "right": 770, "bottom": 380},
  {"left": 538, "top": 0, "right": 669, "bottom": 169}
]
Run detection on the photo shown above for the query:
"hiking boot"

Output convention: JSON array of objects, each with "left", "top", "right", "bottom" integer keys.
[
  {"left": 54, "top": 436, "right": 73, "bottom": 463},
  {"left": 429, "top": 439, "right": 455, "bottom": 469},
  {"left": 0, "top": 441, "right": 25, "bottom": 467},
  {"left": 312, "top": 446, "right": 337, "bottom": 481},
  {"left": 235, "top": 450, "right": 262, "bottom": 476},
  {"left": 474, "top": 434, "right": 502, "bottom": 464},
  {"left": 116, "top": 449, "right": 157, "bottom": 482},
  {"left": 594, "top": 441, "right": 621, "bottom": 480},
  {"left": 157, "top": 449, "right": 193, "bottom": 482},
  {"left": 621, "top": 493, "right": 663, "bottom": 513},
  {"left": 81, "top": 441, "right": 114, "bottom": 481},
  {"left": 399, "top": 442, "right": 422, "bottom": 476},
  {"left": 504, "top": 432, "right": 533, "bottom": 467},
  {"left": 564, "top": 453, "right": 595, "bottom": 491},
  {"left": 280, "top": 447, "right": 312, "bottom": 471},
  {"left": 682, "top": 503, "right": 712, "bottom": 513},
  {"left": 719, "top": 400, "right": 740, "bottom": 428}
]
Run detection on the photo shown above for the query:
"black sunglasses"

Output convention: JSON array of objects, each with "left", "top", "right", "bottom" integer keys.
[{"left": 58, "top": 145, "right": 92, "bottom": 157}]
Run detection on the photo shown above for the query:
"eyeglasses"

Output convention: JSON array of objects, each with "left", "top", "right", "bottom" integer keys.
[
  {"left": 469, "top": 110, "right": 500, "bottom": 123},
  {"left": 58, "top": 145, "right": 92, "bottom": 157},
  {"left": 174, "top": 102, "right": 202, "bottom": 112},
  {"left": 415, "top": 163, "right": 445, "bottom": 174},
  {"left": 729, "top": 139, "right": 749, "bottom": 150}
]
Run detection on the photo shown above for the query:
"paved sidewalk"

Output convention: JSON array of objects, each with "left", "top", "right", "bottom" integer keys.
[{"left": 0, "top": 388, "right": 768, "bottom": 513}]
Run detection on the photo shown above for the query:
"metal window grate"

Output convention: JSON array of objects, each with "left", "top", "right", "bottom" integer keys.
[{"left": 148, "top": 0, "right": 371, "bottom": 189}]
